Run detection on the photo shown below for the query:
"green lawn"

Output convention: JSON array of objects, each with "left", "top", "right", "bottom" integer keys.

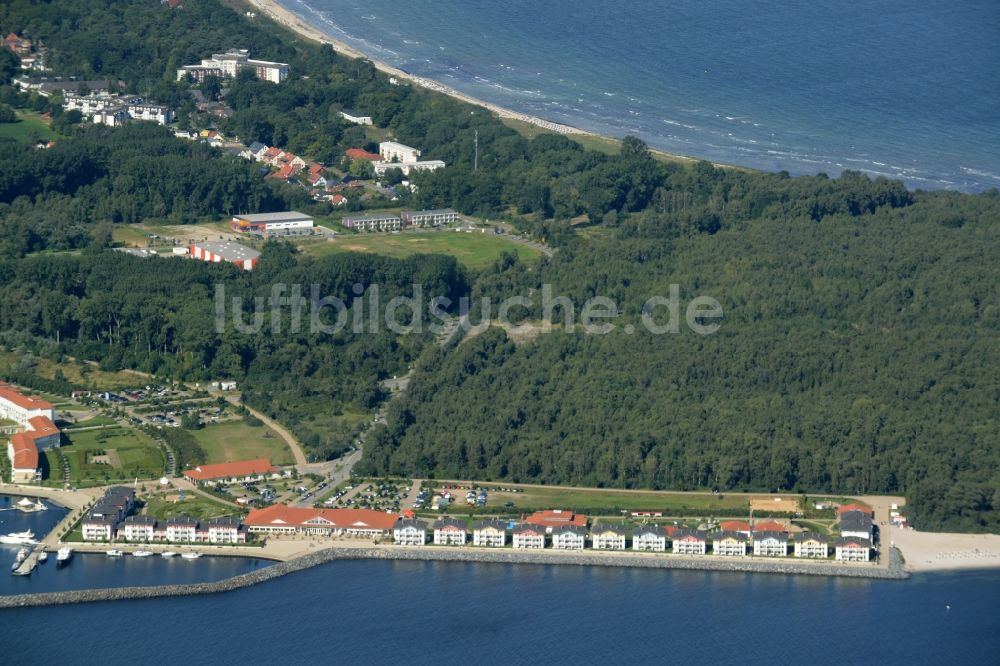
[
  {"left": 64, "top": 415, "right": 117, "bottom": 429},
  {"left": 190, "top": 421, "right": 294, "bottom": 466},
  {"left": 299, "top": 230, "right": 543, "bottom": 269},
  {"left": 0, "top": 111, "right": 58, "bottom": 143},
  {"left": 54, "top": 426, "right": 165, "bottom": 485},
  {"left": 143, "top": 493, "right": 242, "bottom": 522}
]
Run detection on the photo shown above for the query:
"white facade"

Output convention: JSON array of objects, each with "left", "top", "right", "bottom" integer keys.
[
  {"left": 473, "top": 526, "right": 506, "bottom": 547},
  {"left": 513, "top": 530, "right": 545, "bottom": 549},
  {"left": 632, "top": 531, "right": 667, "bottom": 552},
  {"left": 394, "top": 525, "right": 426, "bottom": 546},
  {"left": 177, "top": 49, "right": 288, "bottom": 83},
  {"left": 794, "top": 539, "right": 829, "bottom": 558},
  {"left": 714, "top": 538, "right": 748, "bottom": 557},
  {"left": 166, "top": 522, "right": 199, "bottom": 543},
  {"left": 81, "top": 521, "right": 114, "bottom": 541},
  {"left": 341, "top": 214, "right": 402, "bottom": 232},
  {"left": 753, "top": 537, "right": 788, "bottom": 557},
  {"left": 121, "top": 522, "right": 155, "bottom": 542},
  {"left": 552, "top": 530, "right": 586, "bottom": 550},
  {"left": 591, "top": 530, "right": 626, "bottom": 550},
  {"left": 402, "top": 209, "right": 460, "bottom": 227},
  {"left": 379, "top": 141, "right": 421, "bottom": 163},
  {"left": 340, "top": 110, "right": 373, "bottom": 125},
  {"left": 673, "top": 536, "right": 706, "bottom": 555},
  {"left": 433, "top": 526, "right": 467, "bottom": 546},
  {"left": 372, "top": 160, "right": 445, "bottom": 177},
  {"left": 836, "top": 541, "right": 871, "bottom": 562},
  {"left": 0, "top": 388, "right": 55, "bottom": 425}
]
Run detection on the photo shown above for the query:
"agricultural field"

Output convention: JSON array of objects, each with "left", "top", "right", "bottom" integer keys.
[
  {"left": 0, "top": 111, "right": 58, "bottom": 143},
  {"left": 299, "top": 230, "right": 543, "bottom": 269},
  {"left": 190, "top": 421, "right": 294, "bottom": 466},
  {"left": 53, "top": 426, "right": 165, "bottom": 486}
]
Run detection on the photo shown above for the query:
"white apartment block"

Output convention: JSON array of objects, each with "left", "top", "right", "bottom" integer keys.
[
  {"left": 402, "top": 209, "right": 460, "bottom": 227},
  {"left": 590, "top": 528, "right": 627, "bottom": 550},
  {"left": 794, "top": 534, "right": 829, "bottom": 558},
  {"left": 433, "top": 520, "right": 467, "bottom": 545},
  {"left": 512, "top": 527, "right": 545, "bottom": 549},
  {"left": 473, "top": 522, "right": 506, "bottom": 547},
  {"left": 713, "top": 534, "right": 749, "bottom": 557},
  {"left": 394, "top": 520, "right": 427, "bottom": 546},
  {"left": 835, "top": 538, "right": 871, "bottom": 562},
  {"left": 379, "top": 141, "right": 421, "bottom": 163},
  {"left": 177, "top": 49, "right": 288, "bottom": 83},
  {"left": 631, "top": 529, "right": 667, "bottom": 552},
  {"left": 341, "top": 213, "right": 402, "bottom": 232},
  {"left": 673, "top": 531, "right": 707, "bottom": 555},
  {"left": 551, "top": 528, "right": 586, "bottom": 550},
  {"left": 753, "top": 533, "right": 788, "bottom": 557},
  {"left": 372, "top": 160, "right": 445, "bottom": 177},
  {"left": 0, "top": 384, "right": 55, "bottom": 425}
]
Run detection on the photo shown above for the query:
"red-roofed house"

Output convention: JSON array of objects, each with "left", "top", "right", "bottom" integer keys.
[
  {"left": 7, "top": 433, "right": 39, "bottom": 483},
  {"left": 183, "top": 458, "right": 282, "bottom": 484},
  {"left": 345, "top": 148, "right": 381, "bottom": 162},
  {"left": 269, "top": 164, "right": 296, "bottom": 181},
  {"left": 719, "top": 520, "right": 751, "bottom": 535},
  {"left": 330, "top": 194, "right": 347, "bottom": 206},
  {"left": 525, "top": 509, "right": 588, "bottom": 531},
  {"left": 3, "top": 32, "right": 32, "bottom": 56},
  {"left": 244, "top": 505, "right": 399, "bottom": 537},
  {"left": 838, "top": 503, "right": 874, "bottom": 517},
  {"left": 262, "top": 147, "right": 284, "bottom": 165},
  {"left": 308, "top": 164, "right": 325, "bottom": 176},
  {"left": 307, "top": 172, "right": 328, "bottom": 188}
]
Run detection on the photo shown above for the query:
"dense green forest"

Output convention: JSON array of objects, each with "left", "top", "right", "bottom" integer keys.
[{"left": 0, "top": 0, "right": 997, "bottom": 532}]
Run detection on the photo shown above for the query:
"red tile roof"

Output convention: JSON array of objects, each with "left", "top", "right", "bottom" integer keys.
[
  {"left": 244, "top": 505, "right": 399, "bottom": 531},
  {"left": 0, "top": 383, "right": 53, "bottom": 411},
  {"left": 838, "top": 503, "right": 873, "bottom": 516},
  {"left": 9, "top": 433, "right": 38, "bottom": 470},
  {"left": 526, "top": 510, "right": 588, "bottom": 528},
  {"left": 308, "top": 164, "right": 325, "bottom": 175},
  {"left": 345, "top": 148, "right": 381, "bottom": 161},
  {"left": 330, "top": 194, "right": 347, "bottom": 205},
  {"left": 183, "top": 458, "right": 278, "bottom": 482},
  {"left": 753, "top": 520, "right": 787, "bottom": 533},
  {"left": 720, "top": 520, "right": 751, "bottom": 532}
]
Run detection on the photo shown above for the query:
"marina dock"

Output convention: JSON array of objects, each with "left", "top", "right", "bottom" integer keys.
[{"left": 12, "top": 545, "right": 44, "bottom": 576}]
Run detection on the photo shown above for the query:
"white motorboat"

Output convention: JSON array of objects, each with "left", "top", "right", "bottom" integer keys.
[
  {"left": 37, "top": 551, "right": 48, "bottom": 563},
  {"left": 0, "top": 530, "right": 38, "bottom": 545},
  {"left": 132, "top": 550, "right": 154, "bottom": 557},
  {"left": 181, "top": 552, "right": 202, "bottom": 560},
  {"left": 160, "top": 551, "right": 178, "bottom": 558},
  {"left": 56, "top": 546, "right": 73, "bottom": 565},
  {"left": 106, "top": 549, "right": 124, "bottom": 557},
  {"left": 15, "top": 547, "right": 28, "bottom": 563}
]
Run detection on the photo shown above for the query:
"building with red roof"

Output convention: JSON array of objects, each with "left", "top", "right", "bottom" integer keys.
[
  {"left": 525, "top": 509, "right": 588, "bottom": 530},
  {"left": 838, "top": 503, "right": 873, "bottom": 517},
  {"left": 7, "top": 433, "right": 40, "bottom": 483},
  {"left": 183, "top": 458, "right": 281, "bottom": 484},
  {"left": 345, "top": 148, "right": 381, "bottom": 161},
  {"left": 244, "top": 505, "right": 399, "bottom": 537},
  {"left": 2, "top": 384, "right": 61, "bottom": 482},
  {"left": 752, "top": 520, "right": 787, "bottom": 533},
  {"left": 0, "top": 382, "right": 55, "bottom": 424},
  {"left": 719, "top": 520, "right": 751, "bottom": 534}
]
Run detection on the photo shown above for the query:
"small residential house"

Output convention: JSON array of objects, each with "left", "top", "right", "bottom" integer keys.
[
  {"left": 793, "top": 532, "right": 829, "bottom": 559},
  {"left": 551, "top": 524, "right": 587, "bottom": 550},
  {"left": 393, "top": 518, "right": 427, "bottom": 546},
  {"left": 472, "top": 519, "right": 506, "bottom": 547},
  {"left": 712, "top": 531, "right": 750, "bottom": 557},
  {"left": 590, "top": 524, "right": 628, "bottom": 550},
  {"left": 752, "top": 530, "right": 788, "bottom": 557},
  {"left": 631, "top": 525, "right": 668, "bottom": 552},
  {"left": 432, "top": 518, "right": 467, "bottom": 545},
  {"left": 512, "top": 524, "right": 546, "bottom": 549},
  {"left": 672, "top": 529, "right": 708, "bottom": 555},
  {"left": 835, "top": 536, "right": 871, "bottom": 562}
]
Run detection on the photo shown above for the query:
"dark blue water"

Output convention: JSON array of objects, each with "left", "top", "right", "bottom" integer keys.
[
  {"left": 0, "top": 495, "right": 270, "bottom": 596},
  {"left": 2, "top": 560, "right": 998, "bottom": 664},
  {"left": 284, "top": 0, "right": 1000, "bottom": 192}
]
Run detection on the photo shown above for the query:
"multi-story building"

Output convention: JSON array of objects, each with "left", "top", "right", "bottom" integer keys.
[
  {"left": 401, "top": 209, "right": 460, "bottom": 228},
  {"left": 205, "top": 516, "right": 244, "bottom": 544},
  {"left": 472, "top": 520, "right": 507, "bottom": 547},
  {"left": 244, "top": 506, "right": 398, "bottom": 538},
  {"left": 835, "top": 536, "right": 871, "bottom": 562},
  {"left": 840, "top": 511, "right": 874, "bottom": 542},
  {"left": 393, "top": 518, "right": 427, "bottom": 546},
  {"left": 551, "top": 525, "right": 587, "bottom": 550},
  {"left": 379, "top": 141, "right": 421, "bottom": 163},
  {"left": 0, "top": 383, "right": 55, "bottom": 424},
  {"left": 672, "top": 529, "right": 708, "bottom": 555},
  {"left": 340, "top": 213, "right": 402, "bottom": 233},
  {"left": 177, "top": 49, "right": 288, "bottom": 84},
  {"left": 590, "top": 524, "right": 627, "bottom": 550},
  {"left": 432, "top": 518, "right": 467, "bottom": 545},
  {"left": 752, "top": 531, "right": 789, "bottom": 557},
  {"left": 793, "top": 532, "right": 829, "bottom": 558},
  {"left": 512, "top": 524, "right": 546, "bottom": 549},
  {"left": 165, "top": 516, "right": 200, "bottom": 543},
  {"left": 120, "top": 515, "right": 156, "bottom": 542},
  {"left": 339, "top": 109, "right": 373, "bottom": 125},
  {"left": 372, "top": 160, "right": 445, "bottom": 177},
  {"left": 712, "top": 531, "right": 750, "bottom": 557},
  {"left": 631, "top": 525, "right": 668, "bottom": 552},
  {"left": 81, "top": 487, "right": 136, "bottom": 541}
]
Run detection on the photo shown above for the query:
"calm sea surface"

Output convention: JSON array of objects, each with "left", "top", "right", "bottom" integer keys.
[
  {"left": 1, "top": 559, "right": 998, "bottom": 665},
  {"left": 283, "top": 0, "right": 1000, "bottom": 192}
]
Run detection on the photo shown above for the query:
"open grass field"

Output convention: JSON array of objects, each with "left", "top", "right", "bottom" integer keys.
[
  {"left": 0, "top": 351, "right": 146, "bottom": 391},
  {"left": 142, "top": 493, "right": 242, "bottom": 522},
  {"left": 55, "top": 426, "right": 165, "bottom": 485},
  {"left": 0, "top": 111, "right": 58, "bottom": 143},
  {"left": 190, "top": 421, "right": 294, "bottom": 466},
  {"left": 299, "top": 230, "right": 543, "bottom": 269}
]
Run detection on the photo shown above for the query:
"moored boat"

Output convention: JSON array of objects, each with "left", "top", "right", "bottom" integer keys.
[
  {"left": 0, "top": 530, "right": 38, "bottom": 545},
  {"left": 160, "top": 551, "right": 178, "bottom": 558},
  {"left": 132, "top": 550, "right": 154, "bottom": 557},
  {"left": 106, "top": 549, "right": 124, "bottom": 557},
  {"left": 56, "top": 546, "right": 73, "bottom": 565},
  {"left": 37, "top": 550, "right": 48, "bottom": 563},
  {"left": 181, "top": 552, "right": 202, "bottom": 559}
]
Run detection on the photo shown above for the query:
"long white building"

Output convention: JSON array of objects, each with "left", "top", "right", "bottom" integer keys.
[{"left": 177, "top": 49, "right": 288, "bottom": 84}]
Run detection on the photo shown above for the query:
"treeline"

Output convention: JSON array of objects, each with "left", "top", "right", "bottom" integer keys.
[
  {"left": 360, "top": 188, "right": 1000, "bottom": 533},
  {"left": 0, "top": 245, "right": 469, "bottom": 460}
]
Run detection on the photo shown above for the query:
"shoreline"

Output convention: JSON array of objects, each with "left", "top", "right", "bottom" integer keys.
[
  {"left": 0, "top": 545, "right": 909, "bottom": 609},
  {"left": 244, "top": 0, "right": 705, "bottom": 164}
]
